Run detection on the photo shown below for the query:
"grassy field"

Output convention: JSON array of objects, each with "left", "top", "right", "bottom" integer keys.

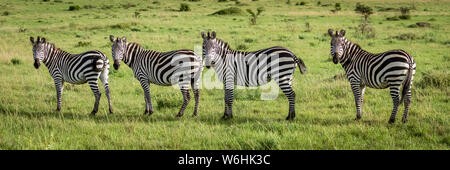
[{"left": 0, "top": 0, "right": 448, "bottom": 149}]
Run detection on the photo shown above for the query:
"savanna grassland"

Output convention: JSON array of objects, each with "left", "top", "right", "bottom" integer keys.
[{"left": 0, "top": 0, "right": 448, "bottom": 149}]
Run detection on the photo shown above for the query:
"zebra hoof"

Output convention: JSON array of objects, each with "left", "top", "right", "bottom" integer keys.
[
  {"left": 90, "top": 111, "right": 97, "bottom": 116},
  {"left": 109, "top": 109, "right": 113, "bottom": 114},
  {"left": 192, "top": 113, "right": 198, "bottom": 117},
  {"left": 402, "top": 118, "right": 408, "bottom": 123},
  {"left": 176, "top": 113, "right": 184, "bottom": 118},
  {"left": 388, "top": 119, "right": 396, "bottom": 124},
  {"left": 286, "top": 117, "right": 294, "bottom": 121},
  {"left": 221, "top": 115, "right": 228, "bottom": 120},
  {"left": 221, "top": 115, "right": 232, "bottom": 120}
]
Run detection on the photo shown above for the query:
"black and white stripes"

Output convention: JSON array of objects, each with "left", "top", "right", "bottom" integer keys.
[
  {"left": 30, "top": 36, "right": 113, "bottom": 115},
  {"left": 328, "top": 29, "right": 416, "bottom": 123},
  {"left": 201, "top": 31, "right": 306, "bottom": 120},
  {"left": 110, "top": 35, "right": 203, "bottom": 117},
  {"left": 28, "top": 30, "right": 416, "bottom": 123}
]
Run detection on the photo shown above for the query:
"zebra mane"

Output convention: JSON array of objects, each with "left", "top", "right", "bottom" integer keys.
[
  {"left": 214, "top": 38, "right": 231, "bottom": 50},
  {"left": 127, "top": 42, "right": 143, "bottom": 50},
  {"left": 215, "top": 38, "right": 253, "bottom": 55},
  {"left": 43, "top": 42, "right": 64, "bottom": 55}
]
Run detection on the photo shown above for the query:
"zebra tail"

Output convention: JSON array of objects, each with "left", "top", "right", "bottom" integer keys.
[
  {"left": 294, "top": 57, "right": 307, "bottom": 74},
  {"left": 399, "top": 61, "right": 413, "bottom": 104}
]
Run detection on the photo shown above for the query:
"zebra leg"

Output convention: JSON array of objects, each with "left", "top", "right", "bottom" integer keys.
[
  {"left": 176, "top": 87, "right": 191, "bottom": 117},
  {"left": 100, "top": 69, "right": 113, "bottom": 114},
  {"left": 350, "top": 83, "right": 363, "bottom": 120},
  {"left": 88, "top": 79, "right": 101, "bottom": 115},
  {"left": 54, "top": 78, "right": 64, "bottom": 112},
  {"left": 139, "top": 79, "right": 154, "bottom": 115},
  {"left": 360, "top": 85, "right": 366, "bottom": 106},
  {"left": 277, "top": 80, "right": 296, "bottom": 120},
  {"left": 388, "top": 85, "right": 401, "bottom": 123},
  {"left": 402, "top": 91, "right": 412, "bottom": 123},
  {"left": 191, "top": 84, "right": 200, "bottom": 117},
  {"left": 222, "top": 88, "right": 234, "bottom": 120},
  {"left": 191, "top": 69, "right": 202, "bottom": 117}
]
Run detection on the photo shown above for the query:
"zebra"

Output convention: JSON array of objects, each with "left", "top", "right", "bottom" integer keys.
[
  {"left": 29, "top": 36, "right": 113, "bottom": 115},
  {"left": 201, "top": 31, "right": 307, "bottom": 120},
  {"left": 109, "top": 35, "right": 203, "bottom": 117},
  {"left": 328, "top": 29, "right": 416, "bottom": 123}
]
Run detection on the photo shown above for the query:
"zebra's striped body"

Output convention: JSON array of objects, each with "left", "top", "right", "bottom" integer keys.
[
  {"left": 328, "top": 29, "right": 416, "bottom": 123},
  {"left": 30, "top": 36, "right": 113, "bottom": 115},
  {"left": 201, "top": 31, "right": 306, "bottom": 120},
  {"left": 110, "top": 36, "right": 203, "bottom": 117}
]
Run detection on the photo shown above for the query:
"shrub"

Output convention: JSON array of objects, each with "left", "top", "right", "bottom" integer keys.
[
  {"left": 355, "top": 3, "right": 374, "bottom": 37},
  {"left": 134, "top": 11, "right": 141, "bottom": 18},
  {"left": 304, "top": 21, "right": 311, "bottom": 32},
  {"left": 399, "top": 7, "right": 411, "bottom": 20},
  {"left": 179, "top": 3, "right": 191, "bottom": 11},
  {"left": 54, "top": 0, "right": 63, "bottom": 3},
  {"left": 218, "top": 0, "right": 227, "bottom": 2},
  {"left": 75, "top": 41, "right": 91, "bottom": 47},
  {"left": 246, "top": 7, "right": 264, "bottom": 25},
  {"left": 122, "top": 3, "right": 137, "bottom": 9},
  {"left": 210, "top": 7, "right": 244, "bottom": 15},
  {"left": 10, "top": 58, "right": 23, "bottom": 65},
  {"left": 236, "top": 44, "right": 248, "bottom": 50},
  {"left": 331, "top": 3, "right": 341, "bottom": 13},
  {"left": 392, "top": 33, "right": 416, "bottom": 40},
  {"left": 296, "top": 1, "right": 306, "bottom": 6},
  {"left": 2, "top": 11, "right": 9, "bottom": 16},
  {"left": 244, "top": 38, "right": 256, "bottom": 43},
  {"left": 386, "top": 16, "right": 399, "bottom": 21},
  {"left": 68, "top": 5, "right": 80, "bottom": 11}
]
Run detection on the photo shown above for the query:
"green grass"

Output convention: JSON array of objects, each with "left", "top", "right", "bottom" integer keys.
[{"left": 0, "top": 0, "right": 448, "bottom": 150}]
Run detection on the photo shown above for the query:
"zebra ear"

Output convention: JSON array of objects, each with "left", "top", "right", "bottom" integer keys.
[
  {"left": 211, "top": 31, "right": 216, "bottom": 39},
  {"left": 328, "top": 29, "right": 334, "bottom": 37},
  {"left": 339, "top": 30, "right": 346, "bottom": 37},
  {"left": 201, "top": 31, "right": 206, "bottom": 39},
  {"left": 41, "top": 37, "right": 46, "bottom": 43},
  {"left": 30, "top": 37, "right": 35, "bottom": 44},
  {"left": 109, "top": 35, "right": 115, "bottom": 42},
  {"left": 121, "top": 36, "right": 126, "bottom": 42}
]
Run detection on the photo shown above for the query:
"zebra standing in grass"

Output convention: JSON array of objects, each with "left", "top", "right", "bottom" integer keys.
[
  {"left": 30, "top": 36, "right": 113, "bottom": 115},
  {"left": 328, "top": 29, "right": 416, "bottom": 123},
  {"left": 201, "top": 31, "right": 307, "bottom": 120},
  {"left": 110, "top": 35, "right": 203, "bottom": 117}
]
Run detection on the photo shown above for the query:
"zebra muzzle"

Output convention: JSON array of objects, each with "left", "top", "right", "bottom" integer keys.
[
  {"left": 33, "top": 59, "right": 40, "bottom": 69},
  {"left": 332, "top": 56, "right": 339, "bottom": 64},
  {"left": 113, "top": 60, "right": 120, "bottom": 70}
]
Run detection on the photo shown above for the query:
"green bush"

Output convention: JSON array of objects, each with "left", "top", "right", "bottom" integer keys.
[
  {"left": 68, "top": 5, "right": 80, "bottom": 11},
  {"left": 236, "top": 44, "right": 248, "bottom": 50},
  {"left": 75, "top": 41, "right": 91, "bottom": 47},
  {"left": 10, "top": 58, "right": 23, "bottom": 65},
  {"left": 180, "top": 3, "right": 190, "bottom": 11},
  {"left": 210, "top": 7, "right": 244, "bottom": 15}
]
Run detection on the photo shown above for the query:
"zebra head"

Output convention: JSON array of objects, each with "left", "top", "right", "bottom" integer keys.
[
  {"left": 201, "top": 31, "right": 219, "bottom": 69},
  {"left": 328, "top": 29, "right": 346, "bottom": 64},
  {"left": 30, "top": 36, "right": 48, "bottom": 69},
  {"left": 110, "top": 35, "right": 127, "bottom": 70}
]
